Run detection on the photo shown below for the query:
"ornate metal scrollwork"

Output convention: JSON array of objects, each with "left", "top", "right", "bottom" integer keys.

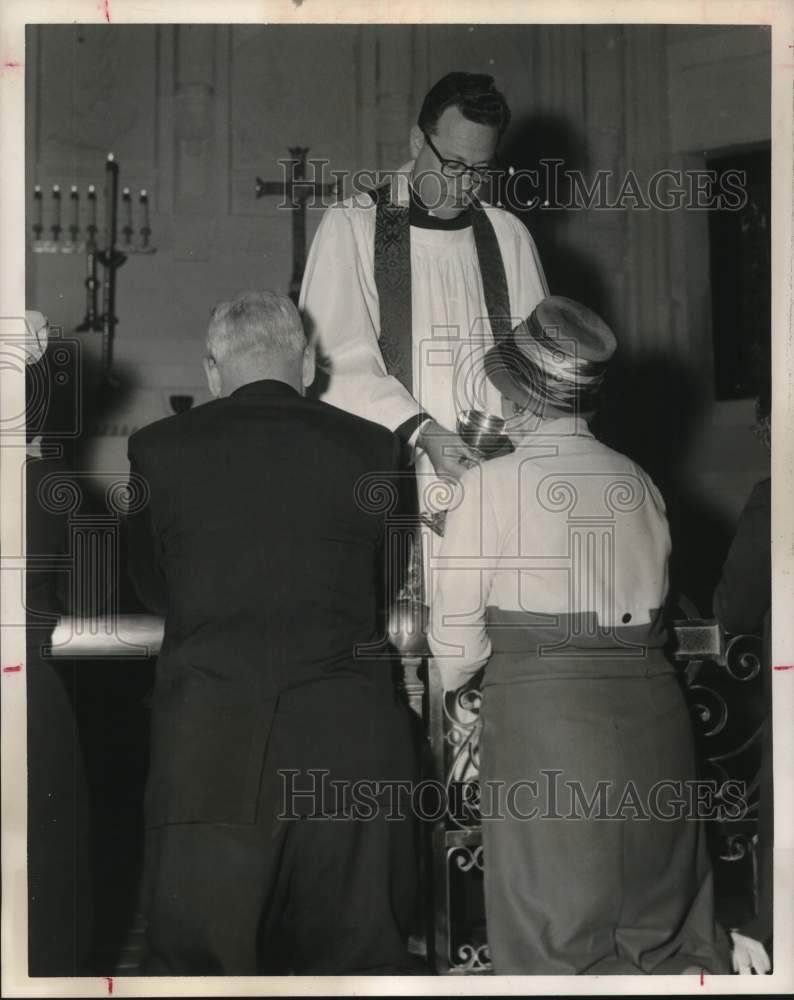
[
  {"left": 443, "top": 679, "right": 483, "bottom": 829},
  {"left": 687, "top": 683, "right": 729, "bottom": 737},
  {"left": 719, "top": 832, "right": 756, "bottom": 863},
  {"left": 450, "top": 844, "right": 485, "bottom": 873},
  {"left": 673, "top": 600, "right": 764, "bottom": 933},
  {"left": 445, "top": 846, "right": 491, "bottom": 972},
  {"left": 724, "top": 634, "right": 762, "bottom": 682},
  {"left": 452, "top": 943, "right": 492, "bottom": 973}
]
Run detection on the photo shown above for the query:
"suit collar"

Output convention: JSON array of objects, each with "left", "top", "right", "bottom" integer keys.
[{"left": 229, "top": 379, "right": 301, "bottom": 399}]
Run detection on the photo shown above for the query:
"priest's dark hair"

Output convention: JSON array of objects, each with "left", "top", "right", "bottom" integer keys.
[{"left": 418, "top": 72, "right": 510, "bottom": 137}]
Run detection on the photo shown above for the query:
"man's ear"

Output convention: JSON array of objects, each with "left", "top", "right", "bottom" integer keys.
[
  {"left": 203, "top": 356, "right": 222, "bottom": 399},
  {"left": 301, "top": 342, "right": 316, "bottom": 393},
  {"left": 409, "top": 124, "right": 424, "bottom": 160}
]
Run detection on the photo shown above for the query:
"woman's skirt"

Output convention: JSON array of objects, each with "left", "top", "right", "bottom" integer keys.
[{"left": 478, "top": 609, "right": 732, "bottom": 975}]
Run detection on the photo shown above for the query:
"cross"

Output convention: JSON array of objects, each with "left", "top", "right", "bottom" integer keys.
[{"left": 255, "top": 146, "right": 342, "bottom": 303}]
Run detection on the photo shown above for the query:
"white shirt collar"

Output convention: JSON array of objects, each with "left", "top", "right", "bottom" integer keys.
[{"left": 507, "top": 415, "right": 592, "bottom": 446}]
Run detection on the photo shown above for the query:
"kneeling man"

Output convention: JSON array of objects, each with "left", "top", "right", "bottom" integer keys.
[{"left": 127, "top": 291, "right": 419, "bottom": 974}]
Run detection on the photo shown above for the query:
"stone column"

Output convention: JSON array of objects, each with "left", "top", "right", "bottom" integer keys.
[
  {"left": 172, "top": 25, "right": 225, "bottom": 260},
  {"left": 374, "top": 26, "right": 418, "bottom": 171},
  {"left": 621, "top": 25, "right": 677, "bottom": 357}
]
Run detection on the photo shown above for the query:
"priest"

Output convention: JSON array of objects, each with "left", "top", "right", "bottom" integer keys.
[{"left": 299, "top": 71, "right": 548, "bottom": 482}]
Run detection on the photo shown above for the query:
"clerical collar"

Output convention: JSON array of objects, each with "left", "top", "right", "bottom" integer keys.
[{"left": 409, "top": 186, "right": 472, "bottom": 230}]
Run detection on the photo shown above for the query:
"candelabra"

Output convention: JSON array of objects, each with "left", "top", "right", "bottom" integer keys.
[
  {"left": 32, "top": 154, "right": 157, "bottom": 380},
  {"left": 31, "top": 157, "right": 156, "bottom": 256}
]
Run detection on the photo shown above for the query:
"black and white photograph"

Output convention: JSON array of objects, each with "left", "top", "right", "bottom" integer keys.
[{"left": 1, "top": 0, "right": 793, "bottom": 994}]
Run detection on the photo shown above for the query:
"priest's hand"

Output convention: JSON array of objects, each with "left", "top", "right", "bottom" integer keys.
[
  {"left": 417, "top": 420, "right": 481, "bottom": 480},
  {"left": 730, "top": 930, "right": 771, "bottom": 974}
]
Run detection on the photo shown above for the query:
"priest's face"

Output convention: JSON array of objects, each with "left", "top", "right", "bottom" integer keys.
[{"left": 410, "top": 105, "right": 498, "bottom": 219}]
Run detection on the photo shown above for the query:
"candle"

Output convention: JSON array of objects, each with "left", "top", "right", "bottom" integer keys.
[
  {"left": 139, "top": 189, "right": 150, "bottom": 229},
  {"left": 33, "top": 185, "right": 43, "bottom": 235},
  {"left": 51, "top": 184, "right": 61, "bottom": 240},
  {"left": 139, "top": 189, "right": 151, "bottom": 247},
  {"left": 104, "top": 153, "right": 118, "bottom": 250},
  {"left": 69, "top": 184, "right": 79, "bottom": 238},
  {"left": 122, "top": 186, "right": 132, "bottom": 244},
  {"left": 86, "top": 184, "right": 97, "bottom": 246}
]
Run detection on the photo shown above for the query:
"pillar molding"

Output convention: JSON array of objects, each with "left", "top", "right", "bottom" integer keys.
[
  {"left": 374, "top": 27, "right": 418, "bottom": 171},
  {"left": 173, "top": 25, "right": 218, "bottom": 216},
  {"left": 621, "top": 25, "right": 676, "bottom": 356}
]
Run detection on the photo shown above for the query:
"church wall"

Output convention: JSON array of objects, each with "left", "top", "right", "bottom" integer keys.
[
  {"left": 664, "top": 25, "right": 772, "bottom": 533},
  {"left": 26, "top": 23, "right": 771, "bottom": 566},
  {"left": 26, "top": 24, "right": 366, "bottom": 479}
]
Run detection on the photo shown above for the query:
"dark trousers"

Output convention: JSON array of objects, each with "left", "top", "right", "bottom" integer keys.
[
  {"left": 141, "top": 688, "right": 420, "bottom": 975},
  {"left": 27, "top": 643, "right": 93, "bottom": 976}
]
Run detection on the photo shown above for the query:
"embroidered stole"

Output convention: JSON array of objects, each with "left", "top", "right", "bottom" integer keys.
[
  {"left": 371, "top": 186, "right": 512, "bottom": 393},
  {"left": 371, "top": 187, "right": 513, "bottom": 619}
]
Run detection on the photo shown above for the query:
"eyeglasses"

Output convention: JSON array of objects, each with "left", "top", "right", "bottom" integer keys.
[{"left": 420, "top": 130, "right": 495, "bottom": 182}]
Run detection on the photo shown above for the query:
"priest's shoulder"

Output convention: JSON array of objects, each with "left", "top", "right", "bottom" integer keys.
[
  {"left": 307, "top": 191, "right": 377, "bottom": 249},
  {"left": 480, "top": 201, "right": 537, "bottom": 241},
  {"left": 320, "top": 189, "right": 380, "bottom": 217},
  {"left": 315, "top": 180, "right": 411, "bottom": 219}
]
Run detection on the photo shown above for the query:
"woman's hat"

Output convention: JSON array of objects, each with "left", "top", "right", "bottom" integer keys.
[{"left": 484, "top": 296, "right": 616, "bottom": 414}]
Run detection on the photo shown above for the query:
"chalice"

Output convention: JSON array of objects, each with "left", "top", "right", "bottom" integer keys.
[{"left": 456, "top": 409, "right": 514, "bottom": 460}]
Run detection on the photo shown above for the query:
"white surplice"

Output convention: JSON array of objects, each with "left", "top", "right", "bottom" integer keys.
[
  {"left": 299, "top": 163, "right": 549, "bottom": 436},
  {"left": 299, "top": 164, "right": 550, "bottom": 603}
]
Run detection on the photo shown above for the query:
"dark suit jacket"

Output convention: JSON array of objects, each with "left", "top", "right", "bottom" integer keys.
[
  {"left": 713, "top": 476, "right": 772, "bottom": 943},
  {"left": 713, "top": 477, "right": 771, "bottom": 638},
  {"left": 127, "top": 379, "right": 404, "bottom": 827}
]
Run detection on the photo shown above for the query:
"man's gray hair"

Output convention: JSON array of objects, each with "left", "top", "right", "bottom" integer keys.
[{"left": 207, "top": 291, "right": 306, "bottom": 364}]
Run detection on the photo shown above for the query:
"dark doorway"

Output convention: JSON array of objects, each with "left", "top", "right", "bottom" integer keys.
[{"left": 708, "top": 146, "right": 771, "bottom": 401}]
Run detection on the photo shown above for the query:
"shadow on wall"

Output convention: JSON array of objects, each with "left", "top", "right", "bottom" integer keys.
[
  {"left": 500, "top": 115, "right": 737, "bottom": 611},
  {"left": 596, "top": 353, "right": 735, "bottom": 615},
  {"left": 497, "top": 113, "right": 613, "bottom": 322}
]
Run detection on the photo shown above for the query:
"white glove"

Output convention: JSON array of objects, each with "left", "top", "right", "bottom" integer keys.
[
  {"left": 25, "top": 310, "right": 49, "bottom": 364},
  {"left": 730, "top": 930, "right": 771, "bottom": 974}
]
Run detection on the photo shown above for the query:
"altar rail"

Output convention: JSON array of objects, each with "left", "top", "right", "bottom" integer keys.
[{"left": 46, "top": 614, "right": 726, "bottom": 661}]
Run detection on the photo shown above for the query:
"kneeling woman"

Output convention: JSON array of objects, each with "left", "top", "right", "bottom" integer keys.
[{"left": 429, "top": 297, "right": 731, "bottom": 975}]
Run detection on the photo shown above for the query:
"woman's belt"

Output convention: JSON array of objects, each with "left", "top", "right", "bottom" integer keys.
[{"left": 482, "top": 606, "right": 674, "bottom": 682}]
